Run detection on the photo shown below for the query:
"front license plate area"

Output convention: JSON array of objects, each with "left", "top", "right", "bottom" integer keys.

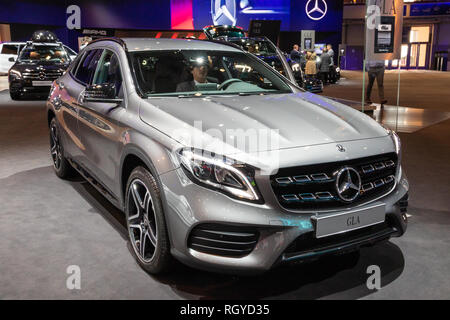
[
  {"left": 314, "top": 203, "right": 385, "bottom": 238},
  {"left": 32, "top": 81, "right": 52, "bottom": 86}
]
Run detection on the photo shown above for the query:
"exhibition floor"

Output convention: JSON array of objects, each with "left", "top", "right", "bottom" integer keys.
[
  {"left": 0, "top": 73, "right": 449, "bottom": 299},
  {"left": 321, "top": 70, "right": 450, "bottom": 113}
]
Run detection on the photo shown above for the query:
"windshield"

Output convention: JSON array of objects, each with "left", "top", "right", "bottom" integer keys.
[
  {"left": 18, "top": 45, "right": 69, "bottom": 63},
  {"left": 130, "top": 50, "right": 293, "bottom": 97}
]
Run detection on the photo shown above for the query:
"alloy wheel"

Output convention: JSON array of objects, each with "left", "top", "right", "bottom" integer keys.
[
  {"left": 127, "top": 179, "right": 158, "bottom": 263},
  {"left": 50, "top": 122, "right": 62, "bottom": 170}
]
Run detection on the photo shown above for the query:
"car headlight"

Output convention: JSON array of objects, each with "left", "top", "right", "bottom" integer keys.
[
  {"left": 178, "top": 148, "right": 263, "bottom": 203},
  {"left": 383, "top": 127, "right": 402, "bottom": 181},
  {"left": 391, "top": 130, "right": 401, "bottom": 156},
  {"left": 383, "top": 126, "right": 401, "bottom": 156},
  {"left": 8, "top": 69, "right": 21, "bottom": 80}
]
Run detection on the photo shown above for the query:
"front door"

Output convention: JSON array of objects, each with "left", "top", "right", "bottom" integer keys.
[
  {"left": 77, "top": 49, "right": 127, "bottom": 196},
  {"left": 58, "top": 49, "right": 103, "bottom": 162}
]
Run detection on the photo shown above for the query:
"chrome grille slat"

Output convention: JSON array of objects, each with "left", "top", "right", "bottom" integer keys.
[
  {"left": 22, "top": 70, "right": 62, "bottom": 80},
  {"left": 271, "top": 153, "right": 398, "bottom": 211},
  {"left": 293, "top": 175, "right": 311, "bottom": 183}
]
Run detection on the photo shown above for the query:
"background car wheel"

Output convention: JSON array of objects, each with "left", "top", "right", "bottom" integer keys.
[
  {"left": 125, "top": 166, "right": 171, "bottom": 274},
  {"left": 49, "top": 118, "right": 74, "bottom": 179},
  {"left": 9, "top": 90, "right": 20, "bottom": 100}
]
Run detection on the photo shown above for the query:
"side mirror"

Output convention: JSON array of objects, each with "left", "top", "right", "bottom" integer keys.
[
  {"left": 84, "top": 83, "right": 122, "bottom": 103},
  {"left": 8, "top": 57, "right": 15, "bottom": 62}
]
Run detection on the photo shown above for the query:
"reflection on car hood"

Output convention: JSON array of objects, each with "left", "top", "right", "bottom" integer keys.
[
  {"left": 11, "top": 62, "right": 68, "bottom": 72},
  {"left": 140, "top": 91, "right": 387, "bottom": 155}
]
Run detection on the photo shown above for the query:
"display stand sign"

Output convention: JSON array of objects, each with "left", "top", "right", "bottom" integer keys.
[
  {"left": 365, "top": 0, "right": 403, "bottom": 61},
  {"left": 248, "top": 20, "right": 281, "bottom": 45},
  {"left": 301, "top": 30, "right": 315, "bottom": 51}
]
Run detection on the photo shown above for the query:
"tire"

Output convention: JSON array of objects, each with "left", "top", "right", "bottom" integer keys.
[
  {"left": 125, "top": 166, "right": 172, "bottom": 274},
  {"left": 49, "top": 117, "right": 74, "bottom": 179},
  {"left": 9, "top": 90, "right": 20, "bottom": 100}
]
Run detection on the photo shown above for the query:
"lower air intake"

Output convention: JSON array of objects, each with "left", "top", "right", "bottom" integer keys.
[{"left": 188, "top": 223, "right": 259, "bottom": 257}]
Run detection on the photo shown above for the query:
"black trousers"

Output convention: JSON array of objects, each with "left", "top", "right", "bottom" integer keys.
[
  {"left": 319, "top": 72, "right": 329, "bottom": 84},
  {"left": 366, "top": 67, "right": 385, "bottom": 101}
]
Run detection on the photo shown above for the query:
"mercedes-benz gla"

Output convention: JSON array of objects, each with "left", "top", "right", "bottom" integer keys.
[{"left": 46, "top": 38, "right": 408, "bottom": 274}]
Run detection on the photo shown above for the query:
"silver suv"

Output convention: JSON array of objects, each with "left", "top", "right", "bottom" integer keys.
[{"left": 46, "top": 38, "right": 408, "bottom": 274}]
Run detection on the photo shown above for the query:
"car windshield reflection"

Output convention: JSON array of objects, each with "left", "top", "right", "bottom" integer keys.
[{"left": 129, "top": 50, "right": 292, "bottom": 97}]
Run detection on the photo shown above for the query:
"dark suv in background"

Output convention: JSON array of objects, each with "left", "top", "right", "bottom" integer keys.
[{"left": 8, "top": 31, "right": 71, "bottom": 100}]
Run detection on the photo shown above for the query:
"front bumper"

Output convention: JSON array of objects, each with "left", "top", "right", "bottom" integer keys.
[
  {"left": 9, "top": 80, "right": 52, "bottom": 98},
  {"left": 159, "top": 163, "right": 409, "bottom": 274}
]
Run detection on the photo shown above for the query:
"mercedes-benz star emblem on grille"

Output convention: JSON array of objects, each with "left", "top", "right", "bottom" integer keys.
[
  {"left": 39, "top": 73, "right": 45, "bottom": 80},
  {"left": 336, "top": 144, "right": 346, "bottom": 152},
  {"left": 305, "top": 0, "right": 328, "bottom": 21},
  {"left": 335, "top": 167, "right": 361, "bottom": 202}
]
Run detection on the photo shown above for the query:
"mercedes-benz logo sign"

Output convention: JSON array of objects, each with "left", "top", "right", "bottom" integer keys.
[
  {"left": 211, "top": 0, "right": 237, "bottom": 26},
  {"left": 305, "top": 0, "right": 328, "bottom": 21},
  {"left": 336, "top": 144, "right": 346, "bottom": 152},
  {"left": 335, "top": 167, "right": 361, "bottom": 202}
]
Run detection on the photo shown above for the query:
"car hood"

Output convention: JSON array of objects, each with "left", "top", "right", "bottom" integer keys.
[{"left": 140, "top": 91, "right": 387, "bottom": 155}]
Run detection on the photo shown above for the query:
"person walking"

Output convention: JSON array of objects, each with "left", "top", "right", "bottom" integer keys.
[
  {"left": 319, "top": 48, "right": 331, "bottom": 84},
  {"left": 366, "top": 60, "right": 388, "bottom": 105}
]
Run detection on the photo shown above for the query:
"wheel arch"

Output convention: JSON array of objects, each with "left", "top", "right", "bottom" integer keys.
[
  {"left": 119, "top": 145, "right": 175, "bottom": 247},
  {"left": 119, "top": 145, "right": 168, "bottom": 210}
]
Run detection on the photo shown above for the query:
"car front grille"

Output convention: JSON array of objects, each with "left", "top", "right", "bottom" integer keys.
[
  {"left": 271, "top": 153, "right": 398, "bottom": 211},
  {"left": 22, "top": 70, "right": 62, "bottom": 80},
  {"left": 188, "top": 223, "right": 259, "bottom": 257}
]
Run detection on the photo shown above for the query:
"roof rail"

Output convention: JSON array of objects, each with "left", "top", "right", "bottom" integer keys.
[{"left": 87, "top": 37, "right": 128, "bottom": 50}]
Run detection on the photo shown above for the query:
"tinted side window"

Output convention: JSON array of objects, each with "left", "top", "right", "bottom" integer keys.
[
  {"left": 74, "top": 49, "right": 103, "bottom": 84},
  {"left": 93, "top": 50, "right": 123, "bottom": 97},
  {"left": 1, "top": 45, "right": 19, "bottom": 55}
]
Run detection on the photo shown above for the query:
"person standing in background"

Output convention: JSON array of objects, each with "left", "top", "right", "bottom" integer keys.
[
  {"left": 326, "top": 44, "right": 334, "bottom": 66},
  {"left": 305, "top": 51, "right": 317, "bottom": 77},
  {"left": 290, "top": 44, "right": 301, "bottom": 63},
  {"left": 319, "top": 48, "right": 331, "bottom": 84},
  {"left": 326, "top": 44, "right": 335, "bottom": 82},
  {"left": 366, "top": 60, "right": 388, "bottom": 105}
]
